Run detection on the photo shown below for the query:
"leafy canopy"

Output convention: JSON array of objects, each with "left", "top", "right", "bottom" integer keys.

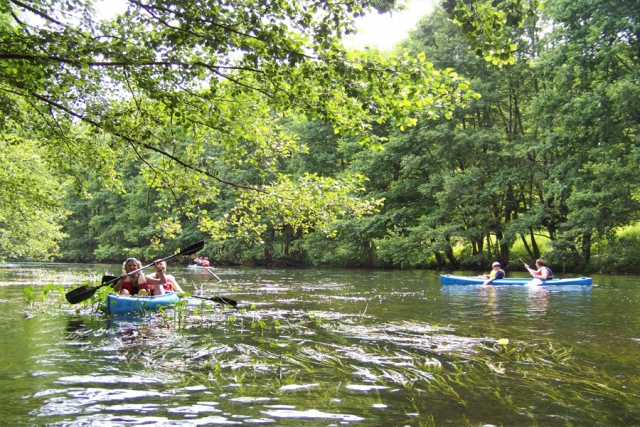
[{"left": 0, "top": 0, "right": 489, "bottom": 243}]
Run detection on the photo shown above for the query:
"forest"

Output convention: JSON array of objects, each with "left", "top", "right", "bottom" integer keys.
[{"left": 1, "top": 0, "right": 639, "bottom": 273}]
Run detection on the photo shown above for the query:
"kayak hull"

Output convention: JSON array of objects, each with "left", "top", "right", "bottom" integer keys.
[
  {"left": 440, "top": 275, "right": 592, "bottom": 286},
  {"left": 106, "top": 292, "right": 180, "bottom": 314}
]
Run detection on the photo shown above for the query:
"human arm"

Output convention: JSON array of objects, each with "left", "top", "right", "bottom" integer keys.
[
  {"left": 524, "top": 264, "right": 538, "bottom": 277},
  {"left": 483, "top": 269, "right": 504, "bottom": 285},
  {"left": 113, "top": 273, "right": 127, "bottom": 293},
  {"left": 169, "top": 276, "right": 184, "bottom": 293},
  {"left": 145, "top": 261, "right": 167, "bottom": 294}
]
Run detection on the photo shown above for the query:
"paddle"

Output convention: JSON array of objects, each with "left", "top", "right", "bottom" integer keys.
[
  {"left": 204, "top": 267, "right": 222, "bottom": 282},
  {"left": 65, "top": 241, "right": 205, "bottom": 304},
  {"left": 519, "top": 258, "right": 536, "bottom": 277},
  {"left": 191, "top": 294, "right": 238, "bottom": 308},
  {"left": 185, "top": 266, "right": 235, "bottom": 306}
]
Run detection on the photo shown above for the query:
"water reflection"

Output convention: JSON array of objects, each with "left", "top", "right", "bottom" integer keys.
[
  {"left": 440, "top": 283, "right": 592, "bottom": 321},
  {"left": 525, "top": 284, "right": 550, "bottom": 316}
]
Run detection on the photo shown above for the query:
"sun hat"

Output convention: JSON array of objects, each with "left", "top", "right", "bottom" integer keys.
[{"left": 492, "top": 262, "right": 501, "bottom": 267}]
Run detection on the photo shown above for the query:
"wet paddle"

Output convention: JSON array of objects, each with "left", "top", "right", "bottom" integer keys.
[
  {"left": 519, "top": 258, "right": 536, "bottom": 277},
  {"left": 65, "top": 241, "right": 205, "bottom": 304},
  {"left": 204, "top": 267, "right": 222, "bottom": 282},
  {"left": 191, "top": 294, "right": 238, "bottom": 308},
  {"left": 200, "top": 267, "right": 235, "bottom": 306}
]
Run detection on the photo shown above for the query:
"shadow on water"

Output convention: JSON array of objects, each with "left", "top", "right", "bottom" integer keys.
[{"left": 1, "top": 265, "right": 639, "bottom": 426}]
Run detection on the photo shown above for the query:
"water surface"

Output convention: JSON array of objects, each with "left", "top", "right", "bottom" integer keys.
[{"left": 0, "top": 264, "right": 638, "bottom": 426}]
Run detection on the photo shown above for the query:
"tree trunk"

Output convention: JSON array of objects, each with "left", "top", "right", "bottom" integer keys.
[
  {"left": 581, "top": 232, "right": 592, "bottom": 264},
  {"left": 434, "top": 251, "right": 446, "bottom": 269},
  {"left": 521, "top": 234, "right": 534, "bottom": 262},
  {"left": 497, "top": 231, "right": 509, "bottom": 262},
  {"left": 445, "top": 237, "right": 458, "bottom": 267},
  {"left": 529, "top": 227, "right": 540, "bottom": 259}
]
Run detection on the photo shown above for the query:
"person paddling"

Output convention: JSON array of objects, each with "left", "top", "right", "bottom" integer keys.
[
  {"left": 480, "top": 261, "right": 505, "bottom": 285},
  {"left": 146, "top": 260, "right": 184, "bottom": 294},
  {"left": 524, "top": 259, "right": 553, "bottom": 281},
  {"left": 114, "top": 258, "right": 166, "bottom": 296}
]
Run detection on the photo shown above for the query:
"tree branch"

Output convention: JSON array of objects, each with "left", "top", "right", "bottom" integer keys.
[
  {"left": 9, "top": 0, "right": 68, "bottom": 28},
  {"left": 8, "top": 88, "right": 265, "bottom": 192}
]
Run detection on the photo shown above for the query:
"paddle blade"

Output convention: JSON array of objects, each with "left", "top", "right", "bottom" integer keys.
[
  {"left": 102, "top": 275, "right": 118, "bottom": 284},
  {"left": 65, "top": 285, "right": 99, "bottom": 304},
  {"left": 192, "top": 295, "right": 238, "bottom": 308},
  {"left": 66, "top": 275, "right": 120, "bottom": 304},
  {"left": 179, "top": 240, "right": 205, "bottom": 257},
  {"left": 212, "top": 296, "right": 238, "bottom": 307}
]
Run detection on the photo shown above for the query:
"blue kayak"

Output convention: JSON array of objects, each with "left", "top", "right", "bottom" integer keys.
[
  {"left": 106, "top": 292, "right": 180, "bottom": 314},
  {"left": 440, "top": 275, "right": 592, "bottom": 286}
]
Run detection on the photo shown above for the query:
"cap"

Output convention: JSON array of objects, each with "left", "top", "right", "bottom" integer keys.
[{"left": 492, "top": 262, "right": 501, "bottom": 267}]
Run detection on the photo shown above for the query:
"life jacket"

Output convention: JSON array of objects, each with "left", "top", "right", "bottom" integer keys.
[
  {"left": 544, "top": 267, "right": 553, "bottom": 279},
  {"left": 121, "top": 274, "right": 148, "bottom": 295},
  {"left": 489, "top": 269, "right": 505, "bottom": 279},
  {"left": 201, "top": 260, "right": 210, "bottom": 267}
]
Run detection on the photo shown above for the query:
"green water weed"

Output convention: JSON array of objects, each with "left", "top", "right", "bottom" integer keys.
[{"left": 23, "top": 286, "right": 35, "bottom": 308}]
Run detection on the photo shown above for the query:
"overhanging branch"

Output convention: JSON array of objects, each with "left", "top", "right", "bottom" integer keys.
[{"left": 10, "top": 88, "right": 266, "bottom": 192}]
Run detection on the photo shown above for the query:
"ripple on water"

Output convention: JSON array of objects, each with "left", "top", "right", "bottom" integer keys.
[
  {"left": 229, "top": 397, "right": 280, "bottom": 403},
  {"left": 278, "top": 383, "right": 319, "bottom": 391},
  {"left": 56, "top": 374, "right": 164, "bottom": 385},
  {"left": 101, "top": 403, "right": 161, "bottom": 412},
  {"left": 168, "top": 404, "right": 222, "bottom": 414},
  {"left": 34, "top": 387, "right": 173, "bottom": 417},
  {"left": 345, "top": 385, "right": 390, "bottom": 392},
  {"left": 48, "top": 414, "right": 244, "bottom": 425},
  {"left": 260, "top": 409, "right": 365, "bottom": 422}
]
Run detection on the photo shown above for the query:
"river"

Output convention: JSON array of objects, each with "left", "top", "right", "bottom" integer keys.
[{"left": 0, "top": 263, "right": 638, "bottom": 426}]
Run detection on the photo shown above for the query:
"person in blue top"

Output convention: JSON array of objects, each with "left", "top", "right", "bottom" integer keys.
[
  {"left": 525, "top": 259, "right": 553, "bottom": 280},
  {"left": 481, "top": 261, "right": 505, "bottom": 285}
]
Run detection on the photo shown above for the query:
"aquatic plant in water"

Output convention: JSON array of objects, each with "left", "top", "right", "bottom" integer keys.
[{"left": 47, "top": 284, "right": 640, "bottom": 427}]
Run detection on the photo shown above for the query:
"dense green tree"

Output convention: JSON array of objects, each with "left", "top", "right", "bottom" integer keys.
[
  {"left": 366, "top": 0, "right": 640, "bottom": 270},
  {"left": 12, "top": 0, "right": 638, "bottom": 271},
  {"left": 350, "top": 6, "right": 540, "bottom": 269},
  {"left": 1, "top": 0, "right": 482, "bottom": 254},
  {"left": 529, "top": 0, "right": 640, "bottom": 265},
  {"left": 441, "top": 0, "right": 536, "bottom": 65},
  {"left": 0, "top": 132, "right": 68, "bottom": 260}
]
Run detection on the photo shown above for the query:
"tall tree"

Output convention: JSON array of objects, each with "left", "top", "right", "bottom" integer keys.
[
  {"left": 531, "top": 0, "right": 640, "bottom": 265},
  {"left": 362, "top": 6, "right": 541, "bottom": 269}
]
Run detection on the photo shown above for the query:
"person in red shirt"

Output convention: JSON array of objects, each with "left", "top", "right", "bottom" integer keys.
[
  {"left": 525, "top": 259, "right": 553, "bottom": 280},
  {"left": 147, "top": 260, "right": 184, "bottom": 294}
]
